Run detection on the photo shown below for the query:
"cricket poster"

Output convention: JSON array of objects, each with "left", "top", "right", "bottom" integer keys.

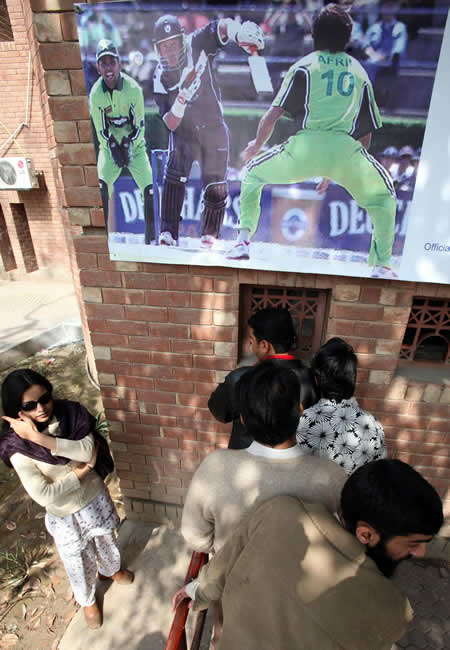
[{"left": 75, "top": 2, "right": 450, "bottom": 284}]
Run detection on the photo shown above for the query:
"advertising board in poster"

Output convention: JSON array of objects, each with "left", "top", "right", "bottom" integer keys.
[{"left": 75, "top": 1, "right": 450, "bottom": 284}]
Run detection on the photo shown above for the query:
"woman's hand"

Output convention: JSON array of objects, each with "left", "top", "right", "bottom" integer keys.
[
  {"left": 2, "top": 414, "right": 38, "bottom": 441},
  {"left": 73, "top": 442, "right": 100, "bottom": 481}
]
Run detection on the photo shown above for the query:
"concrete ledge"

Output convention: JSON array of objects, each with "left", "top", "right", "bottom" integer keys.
[{"left": 0, "top": 321, "right": 82, "bottom": 370}]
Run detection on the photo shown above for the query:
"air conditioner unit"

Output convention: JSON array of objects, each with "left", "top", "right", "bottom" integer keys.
[{"left": 0, "top": 157, "right": 39, "bottom": 190}]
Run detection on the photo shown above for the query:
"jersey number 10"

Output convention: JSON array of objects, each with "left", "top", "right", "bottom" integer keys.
[{"left": 321, "top": 70, "right": 355, "bottom": 97}]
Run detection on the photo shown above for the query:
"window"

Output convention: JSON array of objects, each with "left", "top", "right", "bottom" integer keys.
[
  {"left": 239, "top": 284, "right": 329, "bottom": 360},
  {"left": 0, "top": 1, "right": 13, "bottom": 42},
  {"left": 400, "top": 297, "right": 449, "bottom": 363}
]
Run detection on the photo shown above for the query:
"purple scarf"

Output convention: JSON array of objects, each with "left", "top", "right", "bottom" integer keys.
[{"left": 0, "top": 399, "right": 96, "bottom": 467}]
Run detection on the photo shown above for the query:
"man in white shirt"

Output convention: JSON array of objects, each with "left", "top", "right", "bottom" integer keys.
[{"left": 182, "top": 361, "right": 347, "bottom": 554}]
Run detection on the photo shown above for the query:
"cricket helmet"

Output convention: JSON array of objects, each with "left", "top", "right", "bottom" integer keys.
[{"left": 153, "top": 15, "right": 187, "bottom": 71}]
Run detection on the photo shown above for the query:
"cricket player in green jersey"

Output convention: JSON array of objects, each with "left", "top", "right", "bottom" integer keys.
[
  {"left": 89, "top": 39, "right": 154, "bottom": 243},
  {"left": 229, "top": 4, "right": 397, "bottom": 279}
]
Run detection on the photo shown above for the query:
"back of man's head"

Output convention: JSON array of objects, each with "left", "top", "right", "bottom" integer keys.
[
  {"left": 237, "top": 362, "right": 302, "bottom": 446},
  {"left": 312, "top": 337, "right": 356, "bottom": 401},
  {"left": 247, "top": 307, "right": 296, "bottom": 353},
  {"left": 341, "top": 459, "right": 443, "bottom": 539},
  {"left": 313, "top": 3, "right": 353, "bottom": 53}
]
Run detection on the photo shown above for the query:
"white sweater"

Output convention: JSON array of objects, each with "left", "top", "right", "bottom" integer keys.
[
  {"left": 11, "top": 425, "right": 103, "bottom": 517},
  {"left": 181, "top": 443, "right": 347, "bottom": 553}
]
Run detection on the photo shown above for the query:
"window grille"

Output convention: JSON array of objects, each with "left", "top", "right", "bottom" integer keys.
[
  {"left": 239, "top": 285, "right": 329, "bottom": 360},
  {"left": 400, "top": 297, "right": 449, "bottom": 363},
  {"left": 0, "top": 1, "right": 13, "bottom": 41}
]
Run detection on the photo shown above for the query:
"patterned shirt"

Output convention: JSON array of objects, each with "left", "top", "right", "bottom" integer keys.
[{"left": 296, "top": 397, "right": 387, "bottom": 473}]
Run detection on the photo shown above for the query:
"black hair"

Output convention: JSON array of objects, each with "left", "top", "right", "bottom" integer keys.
[
  {"left": 311, "top": 337, "right": 356, "bottom": 401},
  {"left": 247, "top": 307, "right": 296, "bottom": 353},
  {"left": 341, "top": 459, "right": 443, "bottom": 539},
  {"left": 313, "top": 4, "right": 353, "bottom": 53},
  {"left": 1, "top": 369, "right": 53, "bottom": 432},
  {"left": 237, "top": 361, "right": 305, "bottom": 445}
]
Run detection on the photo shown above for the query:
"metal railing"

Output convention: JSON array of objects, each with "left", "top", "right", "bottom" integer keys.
[{"left": 165, "top": 551, "right": 209, "bottom": 650}]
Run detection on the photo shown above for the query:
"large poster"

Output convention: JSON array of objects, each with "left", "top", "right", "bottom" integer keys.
[{"left": 75, "top": 1, "right": 450, "bottom": 283}]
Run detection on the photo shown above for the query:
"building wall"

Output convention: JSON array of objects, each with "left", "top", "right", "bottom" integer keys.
[
  {"left": 0, "top": 0, "right": 74, "bottom": 278},
  {"left": 23, "top": 1, "right": 449, "bottom": 529}
]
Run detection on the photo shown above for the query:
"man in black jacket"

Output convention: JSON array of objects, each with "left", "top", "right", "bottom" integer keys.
[{"left": 208, "top": 307, "right": 316, "bottom": 449}]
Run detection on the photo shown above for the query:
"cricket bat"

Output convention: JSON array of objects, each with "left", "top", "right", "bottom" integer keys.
[{"left": 248, "top": 48, "right": 273, "bottom": 94}]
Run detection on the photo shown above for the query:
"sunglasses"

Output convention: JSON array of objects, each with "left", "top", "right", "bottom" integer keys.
[{"left": 21, "top": 392, "right": 53, "bottom": 412}]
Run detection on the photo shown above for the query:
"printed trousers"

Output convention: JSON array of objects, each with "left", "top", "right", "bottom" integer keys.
[{"left": 55, "top": 533, "right": 121, "bottom": 607}]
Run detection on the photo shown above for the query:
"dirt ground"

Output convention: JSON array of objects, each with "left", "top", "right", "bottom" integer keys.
[{"left": 0, "top": 344, "right": 125, "bottom": 650}]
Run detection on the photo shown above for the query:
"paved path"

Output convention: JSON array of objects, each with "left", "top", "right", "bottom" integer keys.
[{"left": 0, "top": 277, "right": 81, "bottom": 368}]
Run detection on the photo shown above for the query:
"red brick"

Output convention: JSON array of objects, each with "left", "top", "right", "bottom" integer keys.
[
  {"left": 103, "top": 386, "right": 136, "bottom": 400},
  {"left": 172, "top": 367, "right": 216, "bottom": 383},
  {"left": 125, "top": 306, "right": 168, "bottom": 322},
  {"left": 97, "top": 359, "right": 131, "bottom": 374},
  {"left": 80, "top": 270, "right": 122, "bottom": 288},
  {"left": 53, "top": 120, "right": 78, "bottom": 143},
  {"left": 111, "top": 349, "right": 151, "bottom": 363},
  {"left": 49, "top": 96, "right": 89, "bottom": 120},
  {"left": 168, "top": 308, "right": 213, "bottom": 325},
  {"left": 353, "top": 322, "right": 405, "bottom": 340},
  {"left": 128, "top": 336, "right": 170, "bottom": 352},
  {"left": 74, "top": 235, "right": 108, "bottom": 254},
  {"left": 75, "top": 251, "right": 97, "bottom": 269},
  {"left": 91, "top": 333, "right": 128, "bottom": 347},
  {"left": 152, "top": 352, "right": 192, "bottom": 367},
  {"left": 145, "top": 291, "right": 190, "bottom": 307},
  {"left": 124, "top": 274, "right": 167, "bottom": 290},
  {"left": 84, "top": 166, "right": 99, "bottom": 187},
  {"left": 136, "top": 389, "right": 176, "bottom": 404},
  {"left": 78, "top": 120, "right": 94, "bottom": 142},
  {"left": 141, "top": 414, "right": 177, "bottom": 427},
  {"left": 167, "top": 275, "right": 213, "bottom": 291},
  {"left": 195, "top": 382, "right": 218, "bottom": 396},
  {"left": 359, "top": 287, "right": 382, "bottom": 303},
  {"left": 193, "top": 356, "right": 235, "bottom": 371},
  {"left": 88, "top": 319, "right": 148, "bottom": 336},
  {"left": 61, "top": 166, "right": 84, "bottom": 186},
  {"left": 105, "top": 409, "right": 140, "bottom": 423},
  {"left": 191, "top": 325, "right": 234, "bottom": 342},
  {"left": 116, "top": 376, "right": 155, "bottom": 390},
  {"left": 172, "top": 340, "right": 214, "bottom": 355},
  {"left": 64, "top": 185, "right": 101, "bottom": 207},
  {"left": 39, "top": 42, "right": 82, "bottom": 69},
  {"left": 408, "top": 403, "right": 449, "bottom": 418},
  {"left": 60, "top": 12, "right": 78, "bottom": 41},
  {"left": 177, "top": 394, "right": 208, "bottom": 408},
  {"left": 155, "top": 379, "right": 194, "bottom": 394},
  {"left": 162, "top": 427, "right": 198, "bottom": 440},
  {"left": 328, "top": 319, "right": 355, "bottom": 336},
  {"left": 58, "top": 143, "right": 96, "bottom": 166},
  {"left": 102, "top": 289, "right": 144, "bottom": 305},
  {"left": 90, "top": 208, "right": 105, "bottom": 227},
  {"left": 146, "top": 324, "right": 190, "bottom": 339},
  {"left": 356, "top": 354, "right": 398, "bottom": 371},
  {"left": 382, "top": 307, "right": 411, "bottom": 323},
  {"left": 332, "top": 304, "right": 384, "bottom": 321},
  {"left": 190, "top": 293, "right": 235, "bottom": 310},
  {"left": 86, "top": 303, "right": 125, "bottom": 320}
]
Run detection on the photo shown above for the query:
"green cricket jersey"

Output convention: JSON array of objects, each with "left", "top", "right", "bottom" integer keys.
[
  {"left": 89, "top": 72, "right": 146, "bottom": 152},
  {"left": 273, "top": 50, "right": 382, "bottom": 138}
]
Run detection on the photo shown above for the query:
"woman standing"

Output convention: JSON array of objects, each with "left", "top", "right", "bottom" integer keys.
[{"left": 0, "top": 369, "right": 133, "bottom": 629}]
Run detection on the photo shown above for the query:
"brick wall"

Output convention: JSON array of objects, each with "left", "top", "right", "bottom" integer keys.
[
  {"left": 0, "top": 0, "right": 74, "bottom": 277},
  {"left": 28, "top": 1, "right": 449, "bottom": 530}
]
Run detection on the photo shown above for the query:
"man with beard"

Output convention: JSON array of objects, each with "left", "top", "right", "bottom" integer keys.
[
  {"left": 152, "top": 14, "right": 264, "bottom": 249},
  {"left": 173, "top": 459, "right": 443, "bottom": 649}
]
